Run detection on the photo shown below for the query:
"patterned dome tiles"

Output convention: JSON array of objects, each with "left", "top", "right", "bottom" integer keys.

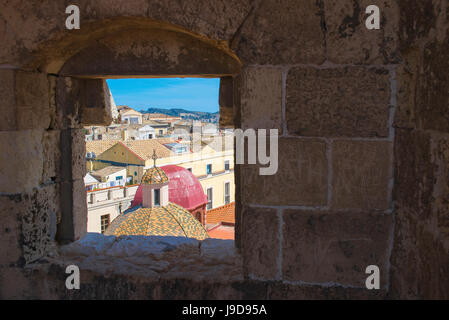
[
  {"left": 141, "top": 166, "right": 169, "bottom": 185},
  {"left": 104, "top": 202, "right": 209, "bottom": 240}
]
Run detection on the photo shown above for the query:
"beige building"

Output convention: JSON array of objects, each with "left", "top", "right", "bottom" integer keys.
[
  {"left": 85, "top": 135, "right": 235, "bottom": 233},
  {"left": 121, "top": 108, "right": 143, "bottom": 124},
  {"left": 86, "top": 185, "right": 139, "bottom": 233}
]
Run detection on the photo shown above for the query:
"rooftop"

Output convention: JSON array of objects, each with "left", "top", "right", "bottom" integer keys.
[
  {"left": 105, "top": 202, "right": 209, "bottom": 240},
  {"left": 86, "top": 140, "right": 121, "bottom": 156},
  {"left": 91, "top": 166, "right": 126, "bottom": 178},
  {"left": 206, "top": 202, "right": 235, "bottom": 225},
  {"left": 119, "top": 138, "right": 174, "bottom": 160}
]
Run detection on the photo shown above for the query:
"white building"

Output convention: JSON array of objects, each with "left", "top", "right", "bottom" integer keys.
[
  {"left": 136, "top": 125, "right": 156, "bottom": 140},
  {"left": 90, "top": 166, "right": 128, "bottom": 188}
]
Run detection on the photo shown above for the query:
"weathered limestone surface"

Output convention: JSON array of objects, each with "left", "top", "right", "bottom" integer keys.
[
  {"left": 59, "top": 29, "right": 241, "bottom": 78},
  {"left": 389, "top": 0, "right": 449, "bottom": 299},
  {"left": 0, "top": 185, "right": 59, "bottom": 266},
  {"left": 0, "top": 130, "right": 45, "bottom": 194},
  {"left": 286, "top": 67, "right": 391, "bottom": 138},
  {"left": 241, "top": 138, "right": 328, "bottom": 206},
  {"left": 241, "top": 206, "right": 279, "bottom": 280},
  {"left": 241, "top": 66, "right": 283, "bottom": 131},
  {"left": 236, "top": 0, "right": 326, "bottom": 65},
  {"left": 324, "top": 0, "right": 400, "bottom": 64},
  {"left": 0, "top": 0, "right": 448, "bottom": 300},
  {"left": 331, "top": 140, "right": 392, "bottom": 210},
  {"left": 0, "top": 70, "right": 50, "bottom": 131},
  {"left": 390, "top": 130, "right": 449, "bottom": 298},
  {"left": 219, "top": 77, "right": 234, "bottom": 128},
  {"left": 282, "top": 209, "right": 392, "bottom": 287}
]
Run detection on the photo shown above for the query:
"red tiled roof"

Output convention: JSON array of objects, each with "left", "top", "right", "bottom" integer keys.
[
  {"left": 206, "top": 202, "right": 235, "bottom": 225},
  {"left": 208, "top": 225, "right": 234, "bottom": 240}
]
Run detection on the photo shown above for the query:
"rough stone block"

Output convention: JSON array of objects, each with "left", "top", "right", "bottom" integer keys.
[
  {"left": 241, "top": 206, "right": 280, "bottom": 280},
  {"left": 241, "top": 67, "right": 282, "bottom": 131},
  {"left": 219, "top": 77, "right": 234, "bottom": 128},
  {"left": 332, "top": 140, "right": 391, "bottom": 210},
  {"left": 236, "top": 0, "right": 326, "bottom": 65},
  {"left": 70, "top": 129, "right": 87, "bottom": 181},
  {"left": 41, "top": 130, "right": 61, "bottom": 184},
  {"left": 54, "top": 77, "right": 82, "bottom": 130},
  {"left": 0, "top": 130, "right": 44, "bottom": 194},
  {"left": 0, "top": 194, "right": 24, "bottom": 266},
  {"left": 0, "top": 184, "right": 59, "bottom": 266},
  {"left": 416, "top": 42, "right": 449, "bottom": 132},
  {"left": 0, "top": 70, "right": 16, "bottom": 131},
  {"left": 15, "top": 71, "right": 51, "bottom": 130},
  {"left": 282, "top": 209, "right": 392, "bottom": 287},
  {"left": 324, "top": 0, "right": 400, "bottom": 64},
  {"left": 0, "top": 70, "right": 51, "bottom": 131},
  {"left": 286, "top": 67, "right": 391, "bottom": 138},
  {"left": 390, "top": 210, "right": 449, "bottom": 299},
  {"left": 58, "top": 179, "right": 87, "bottom": 244},
  {"left": 80, "top": 79, "right": 113, "bottom": 126},
  {"left": 267, "top": 282, "right": 386, "bottom": 299},
  {"left": 241, "top": 138, "right": 328, "bottom": 206},
  {"left": 21, "top": 184, "right": 59, "bottom": 264},
  {"left": 394, "top": 129, "right": 449, "bottom": 232},
  {"left": 59, "top": 29, "right": 241, "bottom": 78}
]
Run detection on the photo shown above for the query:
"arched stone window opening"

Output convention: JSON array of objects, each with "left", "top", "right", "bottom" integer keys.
[{"left": 33, "top": 23, "right": 241, "bottom": 247}]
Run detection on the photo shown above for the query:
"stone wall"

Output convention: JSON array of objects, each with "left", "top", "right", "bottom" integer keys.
[
  {"left": 389, "top": 0, "right": 449, "bottom": 299},
  {"left": 0, "top": 0, "right": 448, "bottom": 299}
]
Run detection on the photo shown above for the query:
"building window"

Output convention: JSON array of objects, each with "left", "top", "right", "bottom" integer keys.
[
  {"left": 207, "top": 188, "right": 213, "bottom": 210},
  {"left": 224, "top": 160, "right": 230, "bottom": 172},
  {"left": 154, "top": 188, "right": 161, "bottom": 206},
  {"left": 100, "top": 214, "right": 110, "bottom": 234},
  {"left": 206, "top": 164, "right": 212, "bottom": 175},
  {"left": 159, "top": 129, "right": 163, "bottom": 135},
  {"left": 224, "top": 182, "right": 230, "bottom": 204}
]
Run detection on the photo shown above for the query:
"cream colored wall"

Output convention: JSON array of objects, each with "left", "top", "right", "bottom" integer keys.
[
  {"left": 87, "top": 185, "right": 139, "bottom": 233},
  {"left": 87, "top": 206, "right": 121, "bottom": 233},
  {"left": 199, "top": 172, "right": 235, "bottom": 209}
]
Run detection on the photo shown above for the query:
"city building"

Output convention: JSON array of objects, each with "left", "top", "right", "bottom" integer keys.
[
  {"left": 120, "top": 108, "right": 143, "bottom": 124},
  {"left": 104, "top": 166, "right": 209, "bottom": 240}
]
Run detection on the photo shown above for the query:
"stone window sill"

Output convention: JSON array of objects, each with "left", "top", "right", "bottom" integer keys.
[{"left": 47, "top": 233, "right": 243, "bottom": 281}]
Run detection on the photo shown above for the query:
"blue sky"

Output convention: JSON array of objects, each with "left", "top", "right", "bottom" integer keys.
[{"left": 106, "top": 78, "right": 220, "bottom": 113}]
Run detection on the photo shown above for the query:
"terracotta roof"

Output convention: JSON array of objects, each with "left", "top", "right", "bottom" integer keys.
[
  {"left": 121, "top": 139, "right": 174, "bottom": 160},
  {"left": 206, "top": 202, "right": 235, "bottom": 225},
  {"left": 104, "top": 202, "right": 209, "bottom": 240},
  {"left": 86, "top": 140, "right": 121, "bottom": 156},
  {"left": 141, "top": 167, "right": 169, "bottom": 185},
  {"left": 91, "top": 166, "right": 126, "bottom": 178},
  {"left": 208, "top": 225, "right": 234, "bottom": 240}
]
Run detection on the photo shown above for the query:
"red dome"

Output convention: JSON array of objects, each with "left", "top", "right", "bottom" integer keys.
[{"left": 131, "top": 165, "right": 207, "bottom": 211}]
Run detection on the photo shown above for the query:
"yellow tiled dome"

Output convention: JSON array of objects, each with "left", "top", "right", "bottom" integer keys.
[
  {"left": 104, "top": 202, "right": 209, "bottom": 240},
  {"left": 141, "top": 166, "right": 169, "bottom": 185}
]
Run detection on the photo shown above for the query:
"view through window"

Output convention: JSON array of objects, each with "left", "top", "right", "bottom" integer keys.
[{"left": 84, "top": 78, "right": 235, "bottom": 240}]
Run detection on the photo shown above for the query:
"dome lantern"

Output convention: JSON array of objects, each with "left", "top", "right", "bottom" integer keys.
[{"left": 140, "top": 150, "right": 169, "bottom": 208}]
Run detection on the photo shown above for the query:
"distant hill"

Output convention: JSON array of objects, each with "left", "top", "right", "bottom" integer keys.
[{"left": 142, "top": 107, "right": 219, "bottom": 121}]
